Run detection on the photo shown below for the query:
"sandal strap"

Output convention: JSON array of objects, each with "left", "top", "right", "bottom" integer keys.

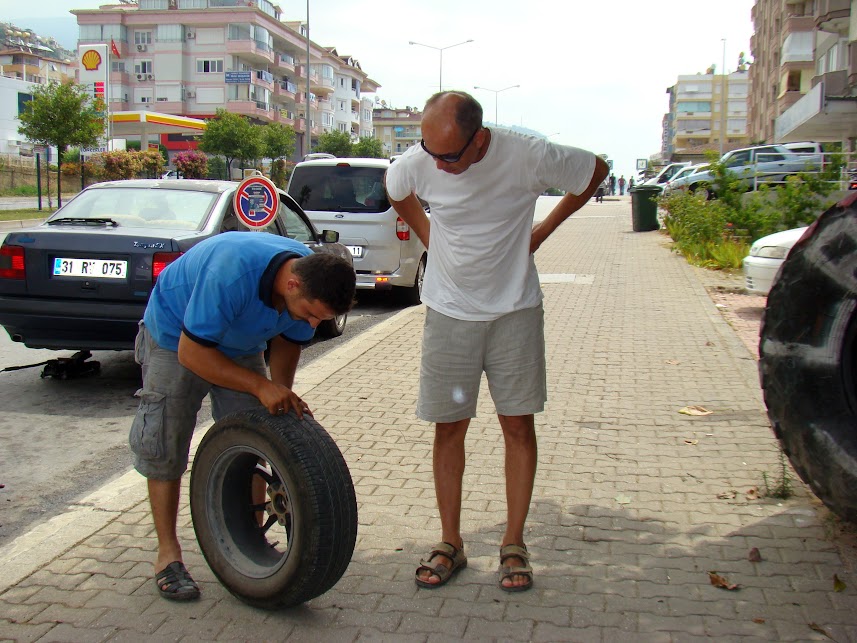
[
  {"left": 156, "top": 561, "right": 198, "bottom": 591},
  {"left": 499, "top": 544, "right": 529, "bottom": 565},
  {"left": 429, "top": 541, "right": 460, "bottom": 560}
]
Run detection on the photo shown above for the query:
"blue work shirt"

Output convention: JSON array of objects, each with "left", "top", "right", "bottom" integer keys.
[{"left": 143, "top": 232, "right": 314, "bottom": 357}]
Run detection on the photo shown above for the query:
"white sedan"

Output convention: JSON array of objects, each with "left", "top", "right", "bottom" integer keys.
[{"left": 743, "top": 227, "right": 808, "bottom": 295}]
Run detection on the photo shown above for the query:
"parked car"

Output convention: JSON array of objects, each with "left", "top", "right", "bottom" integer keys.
[
  {"left": 160, "top": 170, "right": 184, "bottom": 180},
  {"left": 662, "top": 163, "right": 709, "bottom": 195},
  {"left": 742, "top": 226, "right": 808, "bottom": 295},
  {"left": 0, "top": 179, "right": 353, "bottom": 350},
  {"left": 682, "top": 144, "right": 823, "bottom": 198},
  {"left": 303, "top": 152, "right": 336, "bottom": 162},
  {"left": 641, "top": 162, "right": 692, "bottom": 191},
  {"left": 287, "top": 157, "right": 427, "bottom": 303}
]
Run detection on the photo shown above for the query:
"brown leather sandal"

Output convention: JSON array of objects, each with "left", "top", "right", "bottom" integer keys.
[
  {"left": 415, "top": 541, "right": 467, "bottom": 588},
  {"left": 498, "top": 544, "right": 533, "bottom": 592}
]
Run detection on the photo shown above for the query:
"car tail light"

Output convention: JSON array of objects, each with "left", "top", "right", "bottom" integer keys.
[
  {"left": 396, "top": 217, "right": 410, "bottom": 241},
  {"left": 152, "top": 252, "right": 182, "bottom": 281},
  {"left": 0, "top": 244, "right": 25, "bottom": 280}
]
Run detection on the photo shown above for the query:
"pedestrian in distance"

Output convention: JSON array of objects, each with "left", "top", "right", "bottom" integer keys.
[
  {"left": 595, "top": 180, "right": 606, "bottom": 203},
  {"left": 618, "top": 175, "right": 626, "bottom": 196},
  {"left": 385, "top": 90, "right": 608, "bottom": 592},
  {"left": 628, "top": 176, "right": 635, "bottom": 192},
  {"left": 128, "top": 231, "right": 355, "bottom": 602},
  {"left": 609, "top": 173, "right": 616, "bottom": 196}
]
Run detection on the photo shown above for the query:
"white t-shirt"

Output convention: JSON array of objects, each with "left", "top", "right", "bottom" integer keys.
[{"left": 386, "top": 128, "right": 595, "bottom": 321}]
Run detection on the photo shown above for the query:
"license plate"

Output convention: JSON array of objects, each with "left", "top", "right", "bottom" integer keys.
[
  {"left": 53, "top": 257, "right": 128, "bottom": 279},
  {"left": 345, "top": 245, "right": 363, "bottom": 258}
]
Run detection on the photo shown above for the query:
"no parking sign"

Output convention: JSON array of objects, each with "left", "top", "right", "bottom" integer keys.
[{"left": 233, "top": 175, "right": 280, "bottom": 229}]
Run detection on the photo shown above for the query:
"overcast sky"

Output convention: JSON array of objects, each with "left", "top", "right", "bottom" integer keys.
[{"left": 7, "top": 0, "right": 755, "bottom": 178}]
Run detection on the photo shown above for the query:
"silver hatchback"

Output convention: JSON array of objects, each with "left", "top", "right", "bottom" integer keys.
[{"left": 287, "top": 157, "right": 427, "bottom": 303}]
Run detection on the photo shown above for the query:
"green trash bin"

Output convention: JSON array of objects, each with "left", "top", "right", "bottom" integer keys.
[{"left": 630, "top": 185, "right": 661, "bottom": 231}]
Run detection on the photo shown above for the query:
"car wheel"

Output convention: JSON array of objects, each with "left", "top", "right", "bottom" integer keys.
[
  {"left": 189, "top": 409, "right": 358, "bottom": 609},
  {"left": 399, "top": 253, "right": 426, "bottom": 305},
  {"left": 318, "top": 313, "right": 347, "bottom": 338},
  {"left": 759, "top": 198, "right": 857, "bottom": 522}
]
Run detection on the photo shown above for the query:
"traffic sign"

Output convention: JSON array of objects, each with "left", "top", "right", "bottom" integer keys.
[{"left": 233, "top": 175, "right": 280, "bottom": 229}]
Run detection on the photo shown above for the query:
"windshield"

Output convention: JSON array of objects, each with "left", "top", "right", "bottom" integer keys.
[
  {"left": 50, "top": 187, "right": 219, "bottom": 230},
  {"left": 288, "top": 166, "right": 390, "bottom": 214}
]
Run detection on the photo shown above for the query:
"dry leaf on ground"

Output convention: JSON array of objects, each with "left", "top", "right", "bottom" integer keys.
[
  {"left": 834, "top": 574, "right": 847, "bottom": 592},
  {"left": 708, "top": 571, "right": 740, "bottom": 590},
  {"left": 748, "top": 547, "right": 762, "bottom": 562},
  {"left": 678, "top": 406, "right": 713, "bottom": 416},
  {"left": 717, "top": 490, "right": 738, "bottom": 500}
]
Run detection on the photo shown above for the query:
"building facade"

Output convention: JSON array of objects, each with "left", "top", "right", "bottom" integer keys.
[
  {"left": 772, "top": 0, "right": 857, "bottom": 149},
  {"left": 664, "top": 70, "right": 751, "bottom": 161},
  {"left": 372, "top": 105, "right": 423, "bottom": 158},
  {"left": 72, "top": 0, "right": 379, "bottom": 158},
  {"left": 748, "top": 0, "right": 817, "bottom": 143}
]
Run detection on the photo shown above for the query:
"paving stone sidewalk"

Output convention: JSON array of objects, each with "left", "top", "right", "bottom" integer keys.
[{"left": 1, "top": 197, "right": 855, "bottom": 642}]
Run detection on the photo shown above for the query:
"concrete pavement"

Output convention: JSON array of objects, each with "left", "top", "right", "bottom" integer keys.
[{"left": 1, "top": 195, "right": 855, "bottom": 641}]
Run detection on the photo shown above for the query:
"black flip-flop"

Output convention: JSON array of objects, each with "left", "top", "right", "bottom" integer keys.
[{"left": 155, "top": 561, "right": 200, "bottom": 601}]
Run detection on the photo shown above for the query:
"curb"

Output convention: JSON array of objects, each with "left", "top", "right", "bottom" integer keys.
[
  {"left": 0, "top": 219, "right": 45, "bottom": 232},
  {"left": 0, "top": 303, "right": 424, "bottom": 594}
]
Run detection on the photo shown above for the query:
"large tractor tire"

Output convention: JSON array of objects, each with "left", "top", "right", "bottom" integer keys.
[
  {"left": 759, "top": 195, "right": 857, "bottom": 522},
  {"left": 190, "top": 409, "right": 357, "bottom": 609}
]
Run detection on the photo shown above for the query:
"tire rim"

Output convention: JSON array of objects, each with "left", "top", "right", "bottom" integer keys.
[{"left": 203, "top": 445, "right": 295, "bottom": 579}]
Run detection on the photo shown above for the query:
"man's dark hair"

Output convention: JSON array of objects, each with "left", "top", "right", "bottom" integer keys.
[
  {"left": 425, "top": 91, "right": 483, "bottom": 136},
  {"left": 293, "top": 253, "right": 355, "bottom": 314}
]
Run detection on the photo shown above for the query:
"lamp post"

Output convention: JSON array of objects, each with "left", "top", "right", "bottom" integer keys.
[
  {"left": 409, "top": 39, "right": 474, "bottom": 92},
  {"left": 305, "top": 0, "right": 311, "bottom": 154},
  {"left": 720, "top": 38, "right": 726, "bottom": 157},
  {"left": 473, "top": 84, "right": 520, "bottom": 126}
]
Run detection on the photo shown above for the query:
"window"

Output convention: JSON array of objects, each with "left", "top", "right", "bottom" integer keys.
[
  {"left": 196, "top": 59, "right": 223, "bottom": 73},
  {"left": 111, "top": 61, "right": 126, "bottom": 72},
  {"left": 135, "top": 31, "right": 153, "bottom": 45},
  {"left": 157, "top": 24, "right": 183, "bottom": 42},
  {"left": 135, "top": 60, "right": 153, "bottom": 74}
]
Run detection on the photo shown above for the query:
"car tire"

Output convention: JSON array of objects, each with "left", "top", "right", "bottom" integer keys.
[
  {"left": 399, "top": 253, "right": 426, "bottom": 306},
  {"left": 318, "top": 313, "right": 347, "bottom": 338},
  {"left": 189, "top": 409, "right": 358, "bottom": 609},
  {"left": 759, "top": 197, "right": 857, "bottom": 522}
]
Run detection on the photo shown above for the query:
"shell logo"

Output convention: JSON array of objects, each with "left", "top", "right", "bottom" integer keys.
[{"left": 81, "top": 49, "right": 102, "bottom": 71}]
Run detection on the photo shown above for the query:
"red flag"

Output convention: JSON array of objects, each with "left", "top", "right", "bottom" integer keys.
[{"left": 110, "top": 38, "right": 120, "bottom": 58}]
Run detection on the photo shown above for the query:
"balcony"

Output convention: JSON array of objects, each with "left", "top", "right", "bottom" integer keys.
[
  {"left": 275, "top": 53, "right": 296, "bottom": 71},
  {"left": 784, "top": 14, "right": 814, "bottom": 37},
  {"left": 275, "top": 80, "right": 297, "bottom": 99},
  {"left": 226, "top": 39, "right": 274, "bottom": 65},
  {"left": 812, "top": 69, "right": 848, "bottom": 94},
  {"left": 254, "top": 69, "right": 274, "bottom": 91},
  {"left": 816, "top": 0, "right": 850, "bottom": 32},
  {"left": 276, "top": 109, "right": 294, "bottom": 126},
  {"left": 226, "top": 99, "right": 276, "bottom": 123}
]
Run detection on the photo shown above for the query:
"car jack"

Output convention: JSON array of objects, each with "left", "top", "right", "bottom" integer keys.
[{"left": 40, "top": 350, "right": 101, "bottom": 380}]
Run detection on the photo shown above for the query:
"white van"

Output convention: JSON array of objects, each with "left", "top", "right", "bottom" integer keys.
[
  {"left": 287, "top": 157, "right": 427, "bottom": 303},
  {"left": 642, "top": 162, "right": 692, "bottom": 190}
]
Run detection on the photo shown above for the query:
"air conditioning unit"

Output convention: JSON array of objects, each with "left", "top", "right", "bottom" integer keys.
[
  {"left": 136, "top": 73, "right": 145, "bottom": 80},
  {"left": 136, "top": 44, "right": 147, "bottom": 52},
  {"left": 185, "top": 90, "right": 196, "bottom": 98},
  {"left": 186, "top": 31, "right": 195, "bottom": 39},
  {"left": 147, "top": 73, "right": 155, "bottom": 80}
]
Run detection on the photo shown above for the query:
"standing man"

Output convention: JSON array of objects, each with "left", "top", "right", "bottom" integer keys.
[
  {"left": 385, "top": 91, "right": 608, "bottom": 592},
  {"left": 130, "top": 231, "right": 355, "bottom": 601}
]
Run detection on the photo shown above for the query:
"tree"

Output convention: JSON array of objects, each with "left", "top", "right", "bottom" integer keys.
[
  {"left": 18, "top": 80, "right": 104, "bottom": 208},
  {"left": 235, "top": 124, "right": 264, "bottom": 173},
  {"left": 352, "top": 136, "right": 384, "bottom": 159},
  {"left": 316, "top": 130, "right": 353, "bottom": 158},
  {"left": 263, "top": 122, "right": 296, "bottom": 164},
  {"left": 199, "top": 109, "right": 257, "bottom": 179}
]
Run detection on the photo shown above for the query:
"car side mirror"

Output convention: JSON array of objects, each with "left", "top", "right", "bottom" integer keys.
[{"left": 322, "top": 229, "right": 339, "bottom": 243}]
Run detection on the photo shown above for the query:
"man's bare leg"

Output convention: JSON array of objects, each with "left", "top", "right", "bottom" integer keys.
[
  {"left": 149, "top": 478, "right": 183, "bottom": 573},
  {"left": 498, "top": 413, "right": 537, "bottom": 589},
  {"left": 416, "top": 418, "right": 470, "bottom": 585}
]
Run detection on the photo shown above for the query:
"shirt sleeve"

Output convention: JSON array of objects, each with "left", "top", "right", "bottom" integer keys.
[
  {"left": 384, "top": 156, "right": 415, "bottom": 202},
  {"left": 538, "top": 144, "right": 596, "bottom": 196},
  {"left": 182, "top": 269, "right": 252, "bottom": 347}
]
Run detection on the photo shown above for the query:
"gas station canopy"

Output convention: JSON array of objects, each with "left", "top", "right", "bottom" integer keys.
[{"left": 109, "top": 110, "right": 207, "bottom": 145}]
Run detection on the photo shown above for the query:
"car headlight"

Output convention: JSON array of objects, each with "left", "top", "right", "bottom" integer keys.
[{"left": 754, "top": 246, "right": 789, "bottom": 259}]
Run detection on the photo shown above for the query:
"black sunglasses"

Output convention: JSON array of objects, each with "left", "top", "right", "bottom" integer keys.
[{"left": 420, "top": 127, "right": 480, "bottom": 163}]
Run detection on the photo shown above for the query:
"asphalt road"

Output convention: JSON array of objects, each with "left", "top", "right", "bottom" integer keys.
[{"left": 0, "top": 289, "right": 411, "bottom": 549}]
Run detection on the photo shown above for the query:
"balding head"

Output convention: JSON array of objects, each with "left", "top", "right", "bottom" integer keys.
[{"left": 423, "top": 91, "right": 483, "bottom": 138}]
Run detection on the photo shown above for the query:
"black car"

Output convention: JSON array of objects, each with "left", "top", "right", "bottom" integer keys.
[{"left": 0, "top": 179, "right": 352, "bottom": 351}]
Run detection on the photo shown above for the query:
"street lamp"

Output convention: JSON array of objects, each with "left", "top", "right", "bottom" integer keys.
[
  {"left": 720, "top": 38, "right": 726, "bottom": 157},
  {"left": 473, "top": 85, "right": 520, "bottom": 126},
  {"left": 409, "top": 39, "right": 474, "bottom": 92}
]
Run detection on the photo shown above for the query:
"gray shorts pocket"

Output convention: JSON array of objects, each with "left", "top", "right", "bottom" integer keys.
[{"left": 129, "top": 391, "right": 167, "bottom": 460}]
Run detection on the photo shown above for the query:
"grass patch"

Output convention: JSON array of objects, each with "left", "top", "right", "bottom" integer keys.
[
  {"left": 0, "top": 208, "right": 53, "bottom": 222},
  {"left": 761, "top": 451, "right": 794, "bottom": 499}
]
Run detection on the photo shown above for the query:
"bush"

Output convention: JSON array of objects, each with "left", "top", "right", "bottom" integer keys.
[
  {"left": 60, "top": 162, "right": 80, "bottom": 177},
  {"left": 139, "top": 149, "right": 166, "bottom": 178},
  {"left": 207, "top": 156, "right": 228, "bottom": 180},
  {"left": 174, "top": 150, "right": 208, "bottom": 179},
  {"left": 270, "top": 159, "right": 287, "bottom": 189}
]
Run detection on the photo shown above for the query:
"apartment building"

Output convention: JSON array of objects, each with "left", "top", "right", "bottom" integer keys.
[
  {"left": 772, "top": 0, "right": 857, "bottom": 149},
  {"left": 72, "top": 0, "right": 379, "bottom": 158},
  {"left": 748, "top": 0, "right": 816, "bottom": 143},
  {"left": 664, "top": 70, "right": 751, "bottom": 160},
  {"left": 372, "top": 104, "right": 423, "bottom": 158}
]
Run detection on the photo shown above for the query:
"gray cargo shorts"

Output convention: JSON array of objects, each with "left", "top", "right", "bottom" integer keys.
[
  {"left": 417, "top": 305, "right": 547, "bottom": 423},
  {"left": 129, "top": 322, "right": 267, "bottom": 480}
]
